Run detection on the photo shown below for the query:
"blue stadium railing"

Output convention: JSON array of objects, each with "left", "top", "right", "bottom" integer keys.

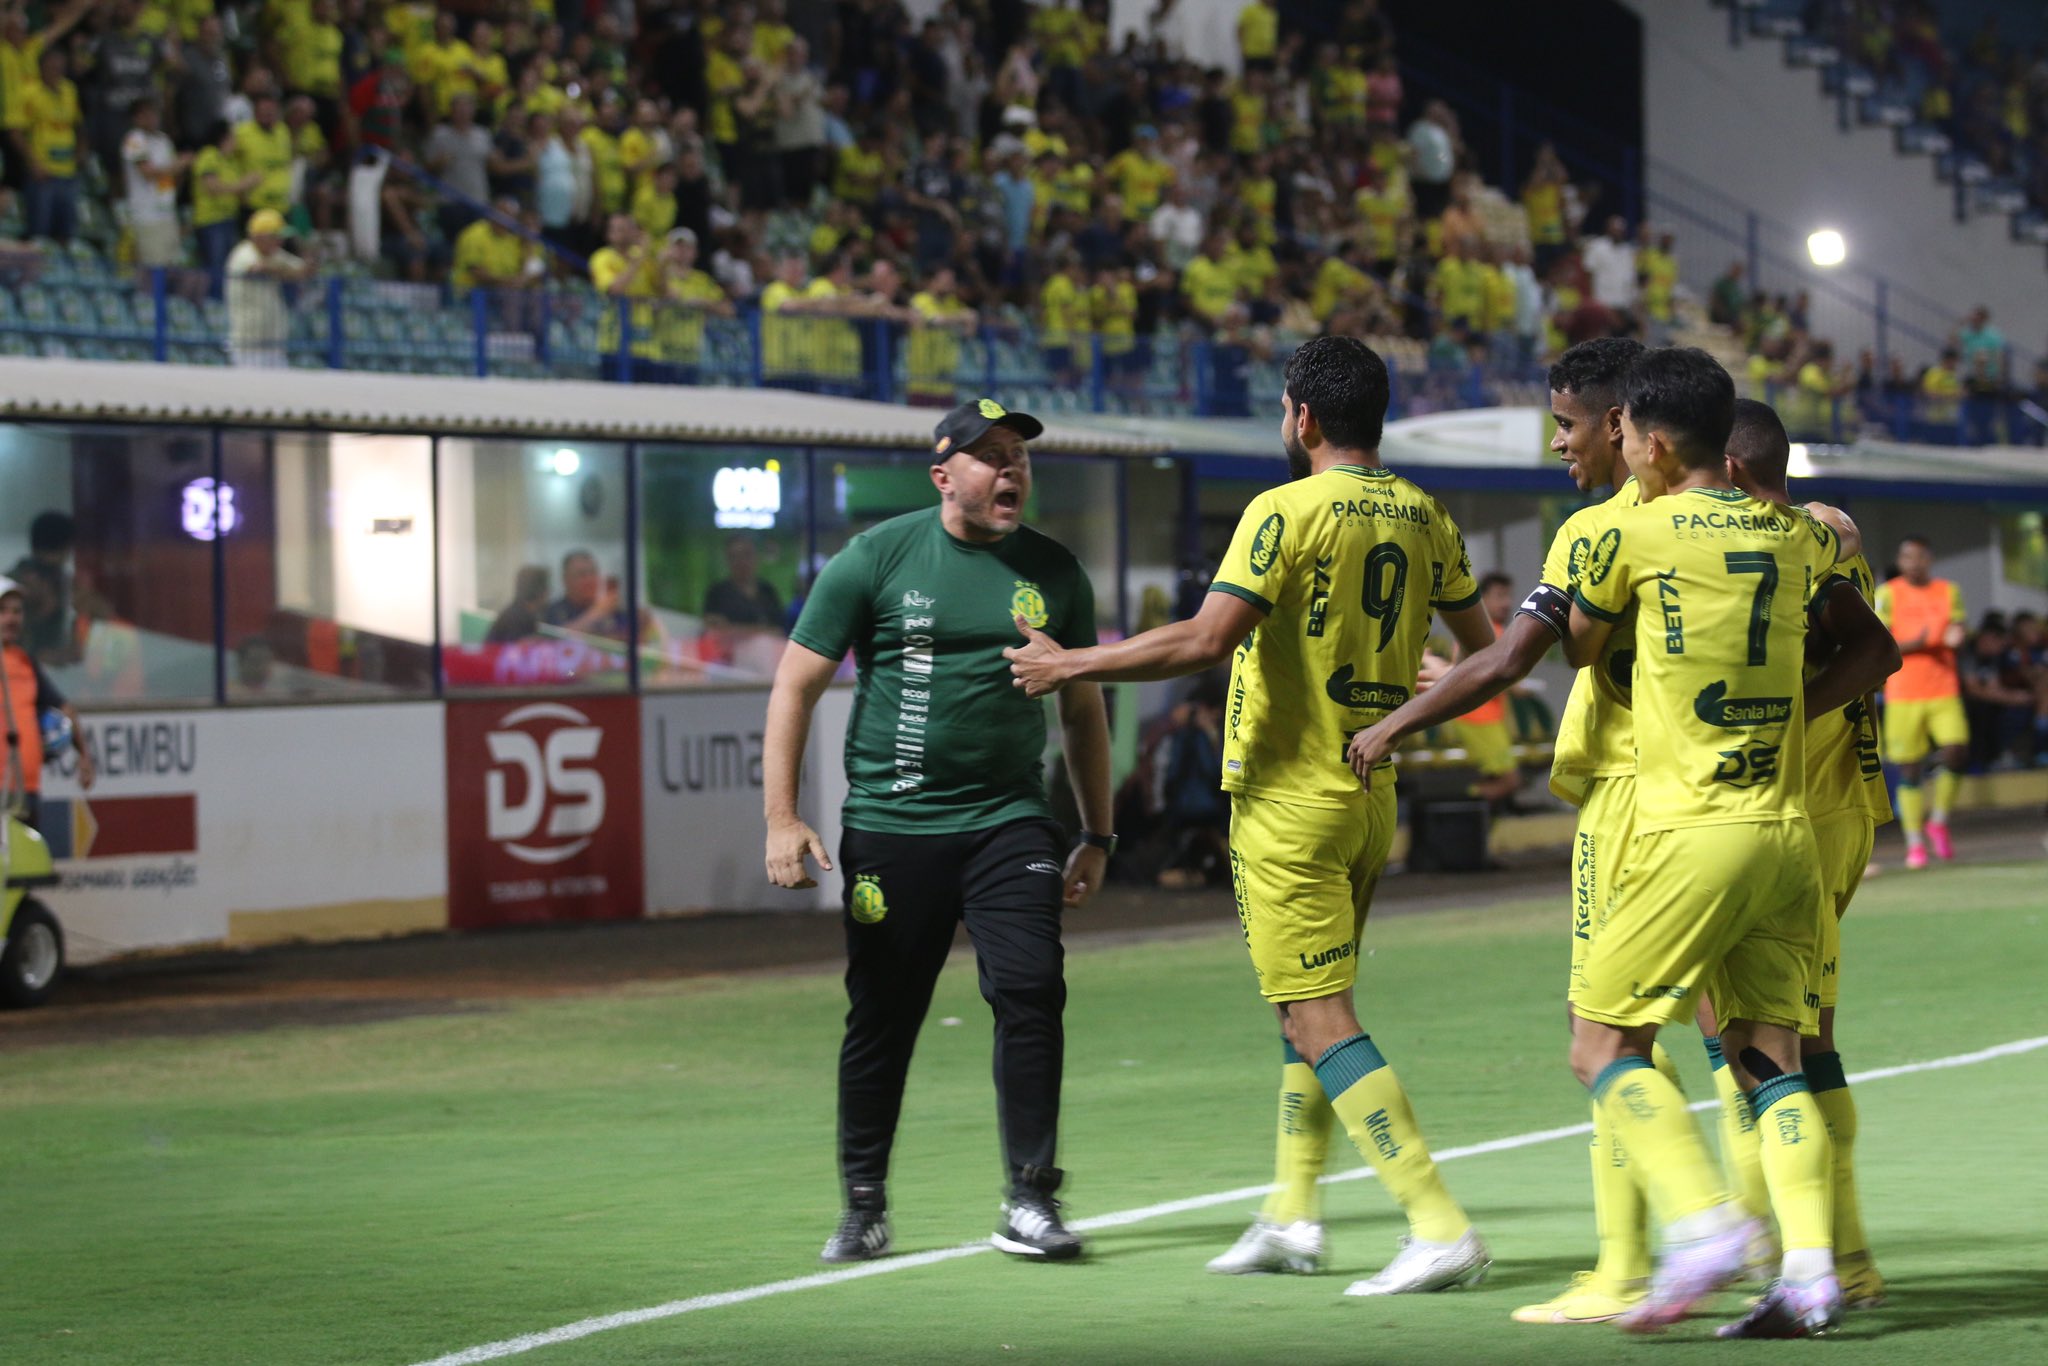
[{"left": 2, "top": 261, "right": 2040, "bottom": 444}]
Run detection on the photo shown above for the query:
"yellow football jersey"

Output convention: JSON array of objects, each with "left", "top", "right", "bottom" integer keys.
[
  {"left": 1804, "top": 552, "right": 1893, "bottom": 825},
  {"left": 1574, "top": 486, "right": 1842, "bottom": 834},
  {"left": 1210, "top": 464, "right": 1478, "bottom": 808},
  {"left": 1541, "top": 478, "right": 1641, "bottom": 805}
]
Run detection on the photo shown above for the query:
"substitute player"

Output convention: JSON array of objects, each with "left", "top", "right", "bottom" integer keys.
[
  {"left": 1874, "top": 537, "right": 1968, "bottom": 869},
  {"left": 1348, "top": 337, "right": 1683, "bottom": 1324},
  {"left": 1720, "top": 398, "right": 1899, "bottom": 1314},
  {"left": 1007, "top": 336, "right": 1496, "bottom": 1296},
  {"left": 762, "top": 398, "right": 1115, "bottom": 1264},
  {"left": 1549, "top": 348, "right": 1881, "bottom": 1337}
]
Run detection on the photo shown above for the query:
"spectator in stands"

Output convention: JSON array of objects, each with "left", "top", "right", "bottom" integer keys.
[
  {"left": 0, "top": 1, "right": 88, "bottom": 205},
  {"left": 285, "top": 95, "right": 338, "bottom": 234},
  {"left": 1708, "top": 259, "right": 1746, "bottom": 328},
  {"left": 1579, "top": 214, "right": 1637, "bottom": 321},
  {"left": 225, "top": 208, "right": 315, "bottom": 368},
  {"left": 234, "top": 93, "right": 295, "bottom": 230},
  {"left": 191, "top": 122, "right": 253, "bottom": 294},
  {"left": 174, "top": 14, "right": 233, "bottom": 150},
  {"left": 89, "top": 0, "right": 163, "bottom": 191},
  {"left": 1961, "top": 618, "right": 2039, "bottom": 769},
  {"left": 590, "top": 212, "right": 660, "bottom": 371},
  {"left": 450, "top": 195, "right": 528, "bottom": 302},
  {"left": 660, "top": 228, "right": 733, "bottom": 382},
  {"left": 1921, "top": 345, "right": 1965, "bottom": 429},
  {"left": 22, "top": 46, "right": 81, "bottom": 242},
  {"left": 772, "top": 36, "right": 826, "bottom": 209},
  {"left": 1148, "top": 181, "right": 1203, "bottom": 269},
  {"left": 425, "top": 92, "right": 491, "bottom": 241},
  {"left": 120, "top": 98, "right": 185, "bottom": 274},
  {"left": 485, "top": 566, "right": 549, "bottom": 644},
  {"left": 1406, "top": 98, "right": 1460, "bottom": 220}
]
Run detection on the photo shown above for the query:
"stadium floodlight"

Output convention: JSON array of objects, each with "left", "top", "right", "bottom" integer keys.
[
  {"left": 1807, "top": 229, "right": 1847, "bottom": 267},
  {"left": 550, "top": 447, "right": 582, "bottom": 477}
]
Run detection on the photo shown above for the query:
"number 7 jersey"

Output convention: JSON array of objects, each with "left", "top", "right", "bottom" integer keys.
[
  {"left": 1209, "top": 463, "right": 1479, "bottom": 808},
  {"left": 1573, "top": 486, "right": 1843, "bottom": 833}
]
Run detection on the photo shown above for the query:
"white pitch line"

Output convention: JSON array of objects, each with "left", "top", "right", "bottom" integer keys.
[{"left": 409, "top": 1033, "right": 2048, "bottom": 1366}]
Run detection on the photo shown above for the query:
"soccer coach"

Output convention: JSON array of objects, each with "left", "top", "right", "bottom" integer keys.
[{"left": 762, "top": 398, "right": 1115, "bottom": 1265}]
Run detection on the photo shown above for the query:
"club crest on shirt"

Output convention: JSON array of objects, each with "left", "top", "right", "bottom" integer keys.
[
  {"left": 850, "top": 874, "right": 888, "bottom": 924},
  {"left": 1011, "top": 581, "right": 1049, "bottom": 629}
]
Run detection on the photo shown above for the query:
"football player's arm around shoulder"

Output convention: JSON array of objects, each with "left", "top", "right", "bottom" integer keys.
[
  {"left": 1805, "top": 573, "right": 1902, "bottom": 719},
  {"left": 1800, "top": 500, "right": 1858, "bottom": 564},
  {"left": 1561, "top": 512, "right": 1634, "bottom": 670}
]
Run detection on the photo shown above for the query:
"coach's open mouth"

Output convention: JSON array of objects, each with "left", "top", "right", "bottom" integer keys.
[{"left": 994, "top": 488, "right": 1022, "bottom": 511}]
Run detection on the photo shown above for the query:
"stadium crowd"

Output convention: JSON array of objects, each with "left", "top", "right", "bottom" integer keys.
[
  {"left": 1799, "top": 0, "right": 2048, "bottom": 217},
  {"left": 0, "top": 0, "right": 1702, "bottom": 381}
]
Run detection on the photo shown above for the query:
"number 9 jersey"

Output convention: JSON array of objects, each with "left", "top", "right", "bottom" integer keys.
[
  {"left": 1209, "top": 463, "right": 1479, "bottom": 808},
  {"left": 1572, "top": 487, "right": 1844, "bottom": 833}
]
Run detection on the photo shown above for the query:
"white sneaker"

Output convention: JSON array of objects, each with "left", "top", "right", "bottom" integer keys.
[
  {"left": 1206, "top": 1218, "right": 1324, "bottom": 1274},
  {"left": 1343, "top": 1229, "right": 1491, "bottom": 1296}
]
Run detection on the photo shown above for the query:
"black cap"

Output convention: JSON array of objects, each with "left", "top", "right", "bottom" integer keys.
[{"left": 932, "top": 398, "right": 1044, "bottom": 458}]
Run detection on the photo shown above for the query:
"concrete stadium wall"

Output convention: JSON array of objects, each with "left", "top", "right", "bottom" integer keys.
[{"left": 1626, "top": 0, "right": 2048, "bottom": 363}]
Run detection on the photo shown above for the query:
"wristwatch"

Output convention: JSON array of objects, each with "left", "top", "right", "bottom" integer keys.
[{"left": 1076, "top": 830, "right": 1118, "bottom": 856}]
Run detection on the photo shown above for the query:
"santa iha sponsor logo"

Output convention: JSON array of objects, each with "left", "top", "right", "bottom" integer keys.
[{"left": 851, "top": 873, "right": 888, "bottom": 924}]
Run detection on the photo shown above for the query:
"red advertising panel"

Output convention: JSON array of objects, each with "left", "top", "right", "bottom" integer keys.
[{"left": 445, "top": 695, "right": 644, "bottom": 929}]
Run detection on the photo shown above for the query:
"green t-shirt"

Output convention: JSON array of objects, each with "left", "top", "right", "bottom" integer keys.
[{"left": 791, "top": 506, "right": 1098, "bottom": 835}]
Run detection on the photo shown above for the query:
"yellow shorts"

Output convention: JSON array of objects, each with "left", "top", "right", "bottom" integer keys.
[
  {"left": 1575, "top": 819, "right": 1823, "bottom": 1034},
  {"left": 1883, "top": 694, "right": 1968, "bottom": 764},
  {"left": 1808, "top": 810, "right": 1875, "bottom": 1016},
  {"left": 1568, "top": 774, "right": 1636, "bottom": 1000},
  {"left": 1453, "top": 717, "right": 1518, "bottom": 777},
  {"left": 1228, "top": 786, "right": 1397, "bottom": 1004}
]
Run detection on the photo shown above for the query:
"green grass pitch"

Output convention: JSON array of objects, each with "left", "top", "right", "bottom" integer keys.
[{"left": 5, "top": 857, "right": 2045, "bottom": 1365}]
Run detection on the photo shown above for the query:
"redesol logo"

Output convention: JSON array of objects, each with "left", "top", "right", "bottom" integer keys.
[{"left": 484, "top": 702, "right": 607, "bottom": 865}]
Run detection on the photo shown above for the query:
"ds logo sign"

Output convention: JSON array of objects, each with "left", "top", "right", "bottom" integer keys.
[{"left": 484, "top": 702, "right": 607, "bottom": 864}]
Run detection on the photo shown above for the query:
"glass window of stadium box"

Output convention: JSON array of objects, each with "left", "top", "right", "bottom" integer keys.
[
  {"left": 436, "top": 438, "right": 634, "bottom": 693},
  {"left": 637, "top": 445, "right": 813, "bottom": 689},
  {"left": 221, "top": 431, "right": 438, "bottom": 703},
  {"left": 811, "top": 448, "right": 1127, "bottom": 640},
  {"left": 0, "top": 423, "right": 220, "bottom": 706}
]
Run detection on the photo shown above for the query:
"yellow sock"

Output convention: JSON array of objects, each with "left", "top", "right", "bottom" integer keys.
[
  {"left": 1807, "top": 1053, "right": 1868, "bottom": 1261},
  {"left": 1652, "top": 1040, "right": 1683, "bottom": 1092},
  {"left": 1931, "top": 768, "right": 1959, "bottom": 824},
  {"left": 1588, "top": 1098, "right": 1650, "bottom": 1283},
  {"left": 1313, "top": 1033, "right": 1469, "bottom": 1244},
  {"left": 1705, "top": 1037, "right": 1772, "bottom": 1221},
  {"left": 1593, "top": 1056, "right": 1729, "bottom": 1224},
  {"left": 1260, "top": 1040, "right": 1332, "bottom": 1225},
  {"left": 1753, "top": 1074, "right": 1835, "bottom": 1257},
  {"left": 1897, "top": 782, "right": 1925, "bottom": 841}
]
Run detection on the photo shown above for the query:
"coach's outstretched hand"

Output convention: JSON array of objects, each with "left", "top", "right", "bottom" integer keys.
[
  {"left": 1005, "top": 617, "right": 1070, "bottom": 697},
  {"left": 766, "top": 817, "right": 833, "bottom": 890}
]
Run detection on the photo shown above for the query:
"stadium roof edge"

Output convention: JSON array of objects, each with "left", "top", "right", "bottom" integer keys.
[{"left": 0, "top": 359, "right": 1169, "bottom": 456}]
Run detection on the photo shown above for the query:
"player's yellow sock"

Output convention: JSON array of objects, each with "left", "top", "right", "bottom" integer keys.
[
  {"left": 1592, "top": 1056, "right": 1728, "bottom": 1224},
  {"left": 1752, "top": 1073, "right": 1834, "bottom": 1269},
  {"left": 1930, "top": 767, "right": 1959, "bottom": 824},
  {"left": 1260, "top": 1039, "right": 1332, "bottom": 1226},
  {"left": 1313, "top": 1033, "right": 1469, "bottom": 1244},
  {"left": 1587, "top": 1041, "right": 1678, "bottom": 1283},
  {"left": 1704, "top": 1036, "right": 1771, "bottom": 1221},
  {"left": 1806, "top": 1052, "right": 1868, "bottom": 1262},
  {"left": 1896, "top": 782, "right": 1925, "bottom": 843},
  {"left": 1587, "top": 1098, "right": 1649, "bottom": 1282}
]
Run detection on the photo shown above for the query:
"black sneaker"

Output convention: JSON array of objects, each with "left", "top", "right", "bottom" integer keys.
[
  {"left": 821, "top": 1184, "right": 891, "bottom": 1263},
  {"left": 992, "top": 1165, "right": 1083, "bottom": 1261}
]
